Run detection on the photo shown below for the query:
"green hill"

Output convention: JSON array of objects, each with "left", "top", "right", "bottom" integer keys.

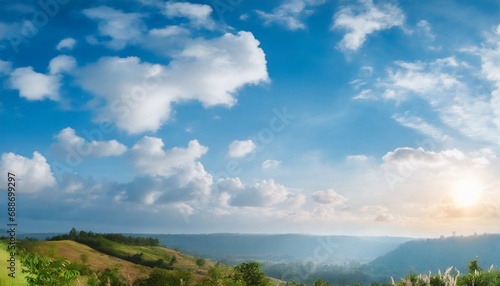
[
  {"left": 19, "top": 239, "right": 214, "bottom": 284},
  {"left": 6, "top": 229, "right": 283, "bottom": 285},
  {"left": 366, "top": 234, "right": 500, "bottom": 282}
]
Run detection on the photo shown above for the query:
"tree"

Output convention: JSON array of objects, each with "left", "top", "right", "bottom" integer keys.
[
  {"left": 312, "top": 279, "right": 329, "bottom": 286},
  {"left": 69, "top": 227, "right": 77, "bottom": 240},
  {"left": 134, "top": 268, "right": 192, "bottom": 286},
  {"left": 196, "top": 257, "right": 206, "bottom": 267},
  {"left": 196, "top": 266, "right": 244, "bottom": 286},
  {"left": 233, "top": 261, "right": 272, "bottom": 286},
  {"left": 95, "top": 268, "right": 128, "bottom": 286},
  {"left": 170, "top": 254, "right": 177, "bottom": 265},
  {"left": 468, "top": 257, "right": 482, "bottom": 274},
  {"left": 21, "top": 252, "right": 79, "bottom": 286}
]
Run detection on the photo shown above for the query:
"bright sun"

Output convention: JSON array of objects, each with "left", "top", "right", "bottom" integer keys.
[{"left": 452, "top": 176, "right": 483, "bottom": 207}]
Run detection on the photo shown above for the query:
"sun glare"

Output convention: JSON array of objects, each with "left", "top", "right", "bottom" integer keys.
[{"left": 453, "top": 176, "right": 483, "bottom": 207}]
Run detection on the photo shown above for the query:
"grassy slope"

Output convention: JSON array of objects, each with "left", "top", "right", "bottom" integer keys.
[
  {"left": 0, "top": 242, "right": 28, "bottom": 286},
  {"left": 20, "top": 240, "right": 213, "bottom": 283}
]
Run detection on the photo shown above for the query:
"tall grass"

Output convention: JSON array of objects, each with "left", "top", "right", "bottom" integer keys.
[
  {"left": 392, "top": 264, "right": 500, "bottom": 286},
  {"left": 0, "top": 241, "right": 28, "bottom": 286}
]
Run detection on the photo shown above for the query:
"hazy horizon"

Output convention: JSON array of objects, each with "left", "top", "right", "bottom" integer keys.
[{"left": 1, "top": 0, "right": 500, "bottom": 238}]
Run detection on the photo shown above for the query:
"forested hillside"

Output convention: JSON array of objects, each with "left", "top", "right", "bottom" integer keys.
[{"left": 366, "top": 234, "right": 500, "bottom": 281}]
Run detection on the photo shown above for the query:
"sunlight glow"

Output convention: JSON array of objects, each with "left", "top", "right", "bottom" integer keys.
[{"left": 453, "top": 176, "right": 483, "bottom": 207}]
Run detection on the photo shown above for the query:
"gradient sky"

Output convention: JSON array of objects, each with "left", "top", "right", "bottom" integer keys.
[{"left": 1, "top": 0, "right": 500, "bottom": 237}]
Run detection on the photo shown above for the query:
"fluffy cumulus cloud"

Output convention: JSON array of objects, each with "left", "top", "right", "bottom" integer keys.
[
  {"left": 228, "top": 140, "right": 257, "bottom": 158},
  {"left": 164, "top": 2, "right": 215, "bottom": 29},
  {"left": 105, "top": 137, "right": 214, "bottom": 213},
  {"left": 0, "top": 152, "right": 56, "bottom": 193},
  {"left": 312, "top": 189, "right": 347, "bottom": 205},
  {"left": 382, "top": 147, "right": 491, "bottom": 174},
  {"left": 332, "top": 0, "right": 405, "bottom": 51},
  {"left": 256, "top": 0, "right": 325, "bottom": 30},
  {"left": 130, "top": 137, "right": 209, "bottom": 177},
  {"left": 76, "top": 31, "right": 268, "bottom": 134},
  {"left": 10, "top": 67, "right": 60, "bottom": 101},
  {"left": 82, "top": 6, "right": 145, "bottom": 50},
  {"left": 9, "top": 55, "right": 75, "bottom": 101},
  {"left": 52, "top": 127, "right": 127, "bottom": 158},
  {"left": 56, "top": 37, "right": 76, "bottom": 51},
  {"left": 227, "top": 179, "right": 300, "bottom": 207},
  {"left": 49, "top": 55, "right": 77, "bottom": 75}
]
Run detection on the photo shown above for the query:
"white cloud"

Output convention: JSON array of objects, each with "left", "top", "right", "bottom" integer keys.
[
  {"left": 76, "top": 31, "right": 268, "bottom": 134},
  {"left": 164, "top": 2, "right": 215, "bottom": 30},
  {"left": 228, "top": 140, "right": 256, "bottom": 158},
  {"left": 478, "top": 25, "right": 500, "bottom": 131},
  {"left": 416, "top": 20, "right": 435, "bottom": 41},
  {"left": 119, "top": 137, "right": 213, "bottom": 207},
  {"left": 383, "top": 147, "right": 464, "bottom": 165},
  {"left": 229, "top": 179, "right": 292, "bottom": 207},
  {"left": 256, "top": 0, "right": 325, "bottom": 31},
  {"left": 360, "top": 56, "right": 500, "bottom": 145},
  {"left": 10, "top": 67, "right": 60, "bottom": 101},
  {"left": 0, "top": 152, "right": 56, "bottom": 193},
  {"left": 130, "top": 136, "right": 209, "bottom": 178},
  {"left": 346, "top": 155, "right": 369, "bottom": 162},
  {"left": 312, "top": 189, "right": 347, "bottom": 205},
  {"left": 262, "top": 159, "right": 281, "bottom": 169},
  {"left": 149, "top": 25, "right": 189, "bottom": 37},
  {"left": 49, "top": 55, "right": 77, "bottom": 75},
  {"left": 56, "top": 37, "right": 76, "bottom": 51},
  {"left": 9, "top": 55, "right": 77, "bottom": 101},
  {"left": 53, "top": 127, "right": 127, "bottom": 157},
  {"left": 382, "top": 147, "right": 491, "bottom": 178},
  {"left": 332, "top": 0, "right": 405, "bottom": 51},
  {"left": 393, "top": 114, "right": 449, "bottom": 142},
  {"left": 82, "top": 6, "right": 145, "bottom": 50}
]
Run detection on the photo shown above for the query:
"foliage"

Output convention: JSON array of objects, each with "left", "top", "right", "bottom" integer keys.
[
  {"left": 312, "top": 278, "right": 329, "bottom": 286},
  {"left": 233, "top": 261, "right": 273, "bottom": 286},
  {"left": 170, "top": 254, "right": 177, "bottom": 265},
  {"left": 196, "top": 262, "right": 273, "bottom": 286},
  {"left": 390, "top": 259, "right": 500, "bottom": 286},
  {"left": 196, "top": 265, "right": 244, "bottom": 286},
  {"left": 133, "top": 268, "right": 192, "bottom": 286},
  {"left": 196, "top": 257, "right": 207, "bottom": 267},
  {"left": 467, "top": 257, "right": 481, "bottom": 274},
  {"left": 20, "top": 251, "right": 79, "bottom": 286},
  {"left": 90, "top": 268, "right": 129, "bottom": 286}
]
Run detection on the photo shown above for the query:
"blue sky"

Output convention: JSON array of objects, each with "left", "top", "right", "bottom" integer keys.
[{"left": 1, "top": 0, "right": 500, "bottom": 237}]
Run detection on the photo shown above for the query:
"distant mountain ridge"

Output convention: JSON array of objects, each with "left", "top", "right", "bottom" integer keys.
[
  {"left": 366, "top": 234, "right": 500, "bottom": 281},
  {"left": 137, "top": 233, "right": 412, "bottom": 265}
]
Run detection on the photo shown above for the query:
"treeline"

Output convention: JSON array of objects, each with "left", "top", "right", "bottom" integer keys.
[
  {"left": 47, "top": 228, "right": 173, "bottom": 269},
  {"left": 47, "top": 227, "right": 160, "bottom": 246}
]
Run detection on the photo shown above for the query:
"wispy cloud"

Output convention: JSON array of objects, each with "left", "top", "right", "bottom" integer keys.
[
  {"left": 332, "top": 0, "right": 405, "bottom": 51},
  {"left": 256, "top": 0, "right": 325, "bottom": 31}
]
